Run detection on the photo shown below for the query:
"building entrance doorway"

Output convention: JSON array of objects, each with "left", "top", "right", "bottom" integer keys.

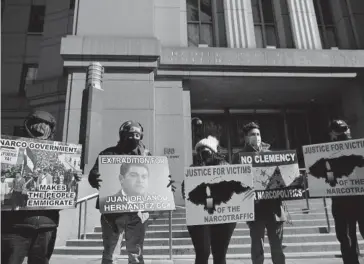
[{"left": 191, "top": 107, "right": 332, "bottom": 168}]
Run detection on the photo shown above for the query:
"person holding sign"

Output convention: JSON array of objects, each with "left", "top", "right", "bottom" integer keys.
[
  {"left": 181, "top": 136, "right": 237, "bottom": 264},
  {"left": 88, "top": 121, "right": 152, "bottom": 264},
  {"left": 328, "top": 120, "right": 364, "bottom": 264},
  {"left": 233, "top": 122, "right": 286, "bottom": 264},
  {"left": 1, "top": 111, "right": 82, "bottom": 264}
]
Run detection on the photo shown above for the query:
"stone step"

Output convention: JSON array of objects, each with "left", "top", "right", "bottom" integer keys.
[
  {"left": 94, "top": 215, "right": 334, "bottom": 232},
  {"left": 55, "top": 240, "right": 364, "bottom": 255},
  {"left": 93, "top": 219, "right": 335, "bottom": 232},
  {"left": 83, "top": 225, "right": 338, "bottom": 240},
  {"left": 66, "top": 232, "right": 362, "bottom": 247}
]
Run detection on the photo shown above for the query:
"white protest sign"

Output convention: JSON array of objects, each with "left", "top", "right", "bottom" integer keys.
[
  {"left": 1, "top": 146, "right": 19, "bottom": 165},
  {"left": 303, "top": 138, "right": 364, "bottom": 197},
  {"left": 240, "top": 150, "right": 303, "bottom": 200},
  {"left": 98, "top": 155, "right": 176, "bottom": 214},
  {"left": 184, "top": 164, "right": 254, "bottom": 226},
  {"left": 0, "top": 135, "right": 82, "bottom": 211}
]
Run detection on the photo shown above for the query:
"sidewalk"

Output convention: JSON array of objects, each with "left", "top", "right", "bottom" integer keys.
[{"left": 47, "top": 255, "right": 364, "bottom": 264}]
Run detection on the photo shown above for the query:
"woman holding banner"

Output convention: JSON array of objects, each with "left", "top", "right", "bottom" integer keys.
[{"left": 181, "top": 136, "right": 236, "bottom": 264}]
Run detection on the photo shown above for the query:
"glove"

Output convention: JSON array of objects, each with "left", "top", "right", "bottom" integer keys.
[
  {"left": 167, "top": 175, "right": 176, "bottom": 192},
  {"left": 74, "top": 172, "right": 83, "bottom": 182},
  {"left": 137, "top": 211, "right": 149, "bottom": 224},
  {"left": 89, "top": 171, "right": 102, "bottom": 189}
]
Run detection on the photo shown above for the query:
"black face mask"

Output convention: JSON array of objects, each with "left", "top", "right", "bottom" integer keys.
[
  {"left": 200, "top": 149, "right": 214, "bottom": 164},
  {"left": 334, "top": 134, "right": 351, "bottom": 141},
  {"left": 123, "top": 138, "right": 140, "bottom": 151}
]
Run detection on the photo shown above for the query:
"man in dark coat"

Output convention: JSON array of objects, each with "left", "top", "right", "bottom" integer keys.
[
  {"left": 1, "top": 110, "right": 82, "bottom": 264},
  {"left": 233, "top": 122, "right": 286, "bottom": 264},
  {"left": 329, "top": 120, "right": 364, "bottom": 264},
  {"left": 89, "top": 121, "right": 152, "bottom": 264}
]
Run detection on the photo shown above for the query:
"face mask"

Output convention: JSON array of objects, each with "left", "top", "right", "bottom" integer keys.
[
  {"left": 124, "top": 138, "right": 140, "bottom": 151},
  {"left": 248, "top": 135, "right": 261, "bottom": 147},
  {"left": 330, "top": 131, "right": 351, "bottom": 141},
  {"left": 200, "top": 148, "right": 214, "bottom": 164}
]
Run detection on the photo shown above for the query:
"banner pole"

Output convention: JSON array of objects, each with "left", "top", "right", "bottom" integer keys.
[
  {"left": 322, "top": 197, "right": 331, "bottom": 233},
  {"left": 78, "top": 203, "right": 82, "bottom": 239},
  {"left": 168, "top": 210, "right": 173, "bottom": 260}
]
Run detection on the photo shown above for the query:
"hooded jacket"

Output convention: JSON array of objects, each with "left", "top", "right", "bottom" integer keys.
[
  {"left": 88, "top": 142, "right": 151, "bottom": 211},
  {"left": 233, "top": 142, "right": 287, "bottom": 222}
]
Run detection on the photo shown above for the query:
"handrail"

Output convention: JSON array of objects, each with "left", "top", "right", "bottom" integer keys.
[
  {"left": 76, "top": 192, "right": 98, "bottom": 240},
  {"left": 76, "top": 192, "right": 98, "bottom": 204}
]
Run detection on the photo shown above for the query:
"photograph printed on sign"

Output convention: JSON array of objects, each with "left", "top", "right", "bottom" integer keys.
[
  {"left": 0, "top": 135, "right": 82, "bottom": 211},
  {"left": 303, "top": 138, "right": 364, "bottom": 197},
  {"left": 98, "top": 155, "right": 176, "bottom": 214},
  {"left": 184, "top": 164, "right": 254, "bottom": 226},
  {"left": 240, "top": 150, "right": 303, "bottom": 200}
]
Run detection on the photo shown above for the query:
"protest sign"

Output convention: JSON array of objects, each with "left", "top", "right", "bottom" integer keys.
[
  {"left": 303, "top": 139, "right": 364, "bottom": 197},
  {"left": 184, "top": 164, "right": 254, "bottom": 226},
  {"left": 0, "top": 135, "right": 82, "bottom": 211},
  {"left": 98, "top": 155, "right": 176, "bottom": 214},
  {"left": 239, "top": 150, "right": 303, "bottom": 200}
]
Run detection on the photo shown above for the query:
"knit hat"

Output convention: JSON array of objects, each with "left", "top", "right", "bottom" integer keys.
[{"left": 195, "top": 136, "right": 219, "bottom": 153}]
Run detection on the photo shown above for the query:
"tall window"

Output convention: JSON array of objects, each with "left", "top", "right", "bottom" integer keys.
[
  {"left": 28, "top": 5, "right": 45, "bottom": 34},
  {"left": 19, "top": 64, "right": 38, "bottom": 96},
  {"left": 187, "top": 0, "right": 214, "bottom": 47},
  {"left": 313, "top": 0, "right": 338, "bottom": 48},
  {"left": 252, "top": 0, "right": 278, "bottom": 48}
]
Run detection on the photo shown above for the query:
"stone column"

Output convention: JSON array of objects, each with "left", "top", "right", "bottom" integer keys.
[
  {"left": 154, "top": 80, "right": 192, "bottom": 206},
  {"left": 223, "top": 0, "right": 256, "bottom": 48},
  {"left": 286, "top": 0, "right": 322, "bottom": 49}
]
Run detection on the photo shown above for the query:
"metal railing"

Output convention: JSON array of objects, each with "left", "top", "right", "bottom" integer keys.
[
  {"left": 299, "top": 168, "right": 331, "bottom": 233},
  {"left": 76, "top": 192, "right": 98, "bottom": 240}
]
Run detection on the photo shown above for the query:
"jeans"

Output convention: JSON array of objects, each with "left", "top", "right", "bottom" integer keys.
[
  {"left": 187, "top": 222, "right": 236, "bottom": 264},
  {"left": 332, "top": 199, "right": 364, "bottom": 264},
  {"left": 101, "top": 214, "right": 147, "bottom": 264},
  {"left": 249, "top": 221, "right": 286, "bottom": 264},
  {"left": 1, "top": 228, "right": 54, "bottom": 264}
]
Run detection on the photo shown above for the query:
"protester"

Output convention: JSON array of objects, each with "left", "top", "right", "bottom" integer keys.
[
  {"left": 11, "top": 172, "right": 26, "bottom": 210},
  {"left": 233, "top": 122, "right": 286, "bottom": 264},
  {"left": 329, "top": 120, "right": 364, "bottom": 264},
  {"left": 89, "top": 120, "right": 153, "bottom": 264},
  {"left": 1, "top": 110, "right": 82, "bottom": 264},
  {"left": 181, "top": 136, "right": 236, "bottom": 264}
]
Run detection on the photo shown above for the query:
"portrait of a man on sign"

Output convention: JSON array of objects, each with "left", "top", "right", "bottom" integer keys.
[
  {"left": 98, "top": 155, "right": 176, "bottom": 214},
  {"left": 116, "top": 162, "right": 150, "bottom": 198}
]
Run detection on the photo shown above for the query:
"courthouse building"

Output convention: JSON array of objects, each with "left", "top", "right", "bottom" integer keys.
[{"left": 2, "top": 0, "right": 364, "bottom": 205}]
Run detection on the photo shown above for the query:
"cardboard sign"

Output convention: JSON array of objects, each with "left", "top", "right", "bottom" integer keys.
[
  {"left": 0, "top": 135, "right": 82, "bottom": 211},
  {"left": 184, "top": 164, "right": 254, "bottom": 226},
  {"left": 98, "top": 155, "right": 176, "bottom": 214},
  {"left": 239, "top": 150, "right": 303, "bottom": 200},
  {"left": 303, "top": 139, "right": 364, "bottom": 197}
]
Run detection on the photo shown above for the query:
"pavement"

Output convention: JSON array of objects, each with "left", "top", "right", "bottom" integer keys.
[{"left": 44, "top": 255, "right": 364, "bottom": 264}]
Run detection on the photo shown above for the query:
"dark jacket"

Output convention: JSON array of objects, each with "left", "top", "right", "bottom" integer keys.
[
  {"left": 88, "top": 142, "right": 151, "bottom": 212},
  {"left": 233, "top": 143, "right": 287, "bottom": 222}
]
